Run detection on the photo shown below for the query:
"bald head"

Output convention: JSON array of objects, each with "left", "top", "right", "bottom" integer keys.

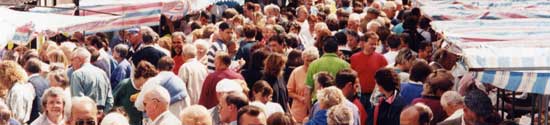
[
  {"left": 70, "top": 96, "right": 98, "bottom": 125},
  {"left": 400, "top": 103, "right": 433, "bottom": 125}
]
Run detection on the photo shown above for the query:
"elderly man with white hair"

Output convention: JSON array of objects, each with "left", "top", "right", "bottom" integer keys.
[
  {"left": 440, "top": 91, "right": 465, "bottom": 122},
  {"left": 208, "top": 79, "right": 244, "bottom": 125},
  {"left": 100, "top": 112, "right": 129, "bottom": 125},
  {"left": 180, "top": 105, "right": 213, "bottom": 125},
  {"left": 178, "top": 44, "right": 208, "bottom": 105},
  {"left": 142, "top": 85, "right": 180, "bottom": 125},
  {"left": 69, "top": 47, "right": 113, "bottom": 112}
]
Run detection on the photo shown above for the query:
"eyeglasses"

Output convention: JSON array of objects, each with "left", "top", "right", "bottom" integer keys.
[{"left": 76, "top": 119, "right": 96, "bottom": 125}]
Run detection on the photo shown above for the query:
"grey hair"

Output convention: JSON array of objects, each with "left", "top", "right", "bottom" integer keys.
[
  {"left": 113, "top": 44, "right": 129, "bottom": 58},
  {"left": 327, "top": 104, "right": 353, "bottom": 125},
  {"left": 100, "top": 112, "right": 130, "bottom": 125},
  {"left": 441, "top": 91, "right": 464, "bottom": 108},
  {"left": 69, "top": 96, "right": 97, "bottom": 120},
  {"left": 41, "top": 87, "right": 68, "bottom": 113},
  {"left": 144, "top": 85, "right": 171, "bottom": 106},
  {"left": 316, "top": 86, "right": 345, "bottom": 108},
  {"left": 140, "top": 26, "right": 159, "bottom": 44},
  {"left": 172, "top": 32, "right": 187, "bottom": 43},
  {"left": 182, "top": 44, "right": 197, "bottom": 58},
  {"left": 302, "top": 47, "right": 320, "bottom": 61},
  {"left": 180, "top": 105, "right": 212, "bottom": 125},
  {"left": 72, "top": 47, "right": 91, "bottom": 63},
  {"left": 264, "top": 4, "right": 280, "bottom": 14}
]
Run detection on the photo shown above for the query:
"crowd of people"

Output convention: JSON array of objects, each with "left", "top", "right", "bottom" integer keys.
[{"left": 0, "top": 0, "right": 515, "bottom": 125}]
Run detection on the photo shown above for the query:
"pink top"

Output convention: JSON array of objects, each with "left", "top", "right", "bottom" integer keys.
[{"left": 287, "top": 66, "right": 310, "bottom": 122}]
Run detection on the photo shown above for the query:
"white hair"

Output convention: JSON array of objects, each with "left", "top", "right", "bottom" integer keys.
[
  {"left": 264, "top": 4, "right": 280, "bottom": 15},
  {"left": 314, "top": 22, "right": 329, "bottom": 31},
  {"left": 383, "top": 1, "right": 397, "bottom": 10},
  {"left": 194, "top": 39, "right": 211, "bottom": 49},
  {"left": 180, "top": 105, "right": 212, "bottom": 125},
  {"left": 60, "top": 42, "right": 77, "bottom": 51},
  {"left": 101, "top": 112, "right": 130, "bottom": 125},
  {"left": 316, "top": 86, "right": 345, "bottom": 108},
  {"left": 182, "top": 44, "right": 197, "bottom": 58},
  {"left": 440, "top": 91, "right": 464, "bottom": 108},
  {"left": 69, "top": 96, "right": 97, "bottom": 120},
  {"left": 72, "top": 47, "right": 91, "bottom": 63},
  {"left": 144, "top": 85, "right": 171, "bottom": 106},
  {"left": 140, "top": 26, "right": 159, "bottom": 43},
  {"left": 349, "top": 13, "right": 362, "bottom": 21},
  {"left": 302, "top": 47, "right": 320, "bottom": 61},
  {"left": 327, "top": 104, "right": 353, "bottom": 125}
]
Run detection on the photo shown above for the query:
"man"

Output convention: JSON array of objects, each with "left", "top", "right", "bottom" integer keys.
[
  {"left": 171, "top": 32, "right": 186, "bottom": 75},
  {"left": 111, "top": 44, "right": 132, "bottom": 88},
  {"left": 382, "top": 1, "right": 397, "bottom": 20},
  {"left": 69, "top": 96, "right": 98, "bottom": 125},
  {"left": 180, "top": 105, "right": 212, "bottom": 125},
  {"left": 209, "top": 79, "right": 244, "bottom": 125},
  {"left": 350, "top": 32, "right": 387, "bottom": 111},
  {"left": 438, "top": 91, "right": 465, "bottom": 124},
  {"left": 334, "top": 69, "right": 365, "bottom": 125},
  {"left": 306, "top": 37, "right": 350, "bottom": 98},
  {"left": 131, "top": 27, "right": 167, "bottom": 67},
  {"left": 136, "top": 57, "right": 190, "bottom": 116},
  {"left": 237, "top": 105, "right": 267, "bottom": 125},
  {"left": 417, "top": 42, "right": 433, "bottom": 62},
  {"left": 267, "top": 35, "right": 286, "bottom": 54},
  {"left": 384, "top": 34, "right": 402, "bottom": 66},
  {"left": 178, "top": 44, "right": 208, "bottom": 105},
  {"left": 235, "top": 24, "right": 257, "bottom": 70},
  {"left": 400, "top": 61, "right": 432, "bottom": 105},
  {"left": 220, "top": 92, "right": 249, "bottom": 125},
  {"left": 142, "top": 85, "right": 181, "bottom": 125},
  {"left": 199, "top": 52, "right": 244, "bottom": 108},
  {"left": 207, "top": 22, "right": 233, "bottom": 72},
  {"left": 70, "top": 47, "right": 113, "bottom": 112},
  {"left": 400, "top": 103, "right": 433, "bottom": 125},
  {"left": 438, "top": 90, "right": 501, "bottom": 125},
  {"left": 24, "top": 58, "right": 49, "bottom": 123}
]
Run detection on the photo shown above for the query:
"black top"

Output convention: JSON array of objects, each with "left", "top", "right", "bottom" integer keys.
[{"left": 131, "top": 46, "right": 167, "bottom": 67}]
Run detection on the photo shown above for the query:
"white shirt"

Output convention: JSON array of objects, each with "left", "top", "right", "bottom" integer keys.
[
  {"left": 178, "top": 58, "right": 208, "bottom": 105},
  {"left": 250, "top": 101, "right": 284, "bottom": 117},
  {"left": 383, "top": 50, "right": 399, "bottom": 67},
  {"left": 7, "top": 82, "right": 35, "bottom": 123}
]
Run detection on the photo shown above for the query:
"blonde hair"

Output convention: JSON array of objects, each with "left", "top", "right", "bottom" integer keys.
[
  {"left": 47, "top": 50, "right": 69, "bottom": 67},
  {"left": 327, "top": 104, "right": 353, "bottom": 125},
  {"left": 158, "top": 37, "right": 173, "bottom": 51},
  {"left": 317, "top": 86, "right": 345, "bottom": 109},
  {"left": 0, "top": 61, "right": 28, "bottom": 92}
]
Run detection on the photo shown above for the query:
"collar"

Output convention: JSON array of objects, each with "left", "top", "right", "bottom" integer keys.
[
  {"left": 152, "top": 111, "right": 171, "bottom": 123},
  {"left": 185, "top": 58, "right": 198, "bottom": 63},
  {"left": 29, "top": 73, "right": 40, "bottom": 78},
  {"left": 461, "top": 115, "right": 466, "bottom": 125},
  {"left": 322, "top": 53, "right": 338, "bottom": 57},
  {"left": 130, "top": 78, "right": 139, "bottom": 90},
  {"left": 408, "top": 80, "right": 423, "bottom": 85},
  {"left": 382, "top": 90, "right": 399, "bottom": 104}
]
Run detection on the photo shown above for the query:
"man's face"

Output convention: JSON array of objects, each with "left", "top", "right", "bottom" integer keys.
[
  {"left": 268, "top": 41, "right": 284, "bottom": 53},
  {"left": 239, "top": 113, "right": 267, "bottom": 125},
  {"left": 71, "top": 56, "right": 83, "bottom": 70},
  {"left": 347, "top": 19, "right": 359, "bottom": 31},
  {"left": 128, "top": 32, "right": 142, "bottom": 45},
  {"left": 297, "top": 9, "right": 308, "bottom": 22},
  {"left": 346, "top": 34, "right": 358, "bottom": 49},
  {"left": 262, "top": 28, "right": 275, "bottom": 40},
  {"left": 361, "top": 39, "right": 377, "bottom": 54},
  {"left": 172, "top": 36, "right": 184, "bottom": 54},
  {"left": 70, "top": 105, "right": 97, "bottom": 125},
  {"left": 143, "top": 96, "right": 160, "bottom": 119},
  {"left": 46, "top": 96, "right": 64, "bottom": 117},
  {"left": 219, "top": 99, "right": 234, "bottom": 123},
  {"left": 418, "top": 46, "right": 433, "bottom": 60},
  {"left": 220, "top": 29, "right": 234, "bottom": 42}
]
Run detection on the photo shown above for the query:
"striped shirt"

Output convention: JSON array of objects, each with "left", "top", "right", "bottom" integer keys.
[{"left": 206, "top": 40, "right": 227, "bottom": 73}]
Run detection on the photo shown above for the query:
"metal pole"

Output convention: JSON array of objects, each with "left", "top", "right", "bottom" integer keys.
[
  {"left": 545, "top": 95, "right": 548, "bottom": 125},
  {"left": 501, "top": 89, "right": 505, "bottom": 120},
  {"left": 531, "top": 94, "right": 536, "bottom": 125},
  {"left": 512, "top": 91, "right": 516, "bottom": 119}
]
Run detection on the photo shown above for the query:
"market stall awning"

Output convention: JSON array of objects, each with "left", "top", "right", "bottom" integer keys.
[
  {"left": 0, "top": 7, "right": 118, "bottom": 48},
  {"left": 433, "top": 19, "right": 550, "bottom": 94},
  {"left": 418, "top": 0, "right": 550, "bottom": 20}
]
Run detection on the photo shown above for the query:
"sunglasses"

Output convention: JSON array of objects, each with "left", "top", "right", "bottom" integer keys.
[{"left": 76, "top": 119, "right": 96, "bottom": 125}]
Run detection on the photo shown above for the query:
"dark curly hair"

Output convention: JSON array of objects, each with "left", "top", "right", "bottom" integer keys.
[{"left": 374, "top": 68, "right": 400, "bottom": 92}]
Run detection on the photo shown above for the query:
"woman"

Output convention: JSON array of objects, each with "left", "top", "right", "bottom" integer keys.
[
  {"left": 261, "top": 53, "right": 290, "bottom": 112},
  {"left": 372, "top": 68, "right": 406, "bottom": 125},
  {"left": 250, "top": 80, "right": 285, "bottom": 117},
  {"left": 113, "top": 61, "right": 158, "bottom": 125},
  {"left": 0, "top": 60, "right": 35, "bottom": 123},
  {"left": 241, "top": 49, "right": 270, "bottom": 89},
  {"left": 283, "top": 50, "right": 303, "bottom": 83},
  {"left": 47, "top": 69, "right": 71, "bottom": 97},
  {"left": 287, "top": 48, "right": 319, "bottom": 123},
  {"left": 31, "top": 87, "right": 68, "bottom": 125},
  {"left": 305, "top": 87, "right": 345, "bottom": 125},
  {"left": 194, "top": 39, "right": 211, "bottom": 65},
  {"left": 411, "top": 69, "right": 454, "bottom": 125},
  {"left": 47, "top": 50, "right": 69, "bottom": 68}
]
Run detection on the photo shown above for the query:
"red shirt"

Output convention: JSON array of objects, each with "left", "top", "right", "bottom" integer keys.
[
  {"left": 198, "top": 69, "right": 244, "bottom": 109},
  {"left": 350, "top": 52, "right": 388, "bottom": 93},
  {"left": 353, "top": 99, "right": 367, "bottom": 125},
  {"left": 172, "top": 55, "right": 184, "bottom": 75}
]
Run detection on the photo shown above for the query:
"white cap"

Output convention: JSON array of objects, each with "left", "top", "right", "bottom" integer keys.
[{"left": 216, "top": 79, "right": 243, "bottom": 93}]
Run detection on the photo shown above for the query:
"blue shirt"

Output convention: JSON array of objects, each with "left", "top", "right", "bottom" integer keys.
[
  {"left": 400, "top": 81, "right": 424, "bottom": 105},
  {"left": 392, "top": 23, "right": 404, "bottom": 35},
  {"left": 306, "top": 109, "right": 327, "bottom": 125},
  {"left": 310, "top": 100, "right": 360, "bottom": 125},
  {"left": 111, "top": 59, "right": 132, "bottom": 88}
]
